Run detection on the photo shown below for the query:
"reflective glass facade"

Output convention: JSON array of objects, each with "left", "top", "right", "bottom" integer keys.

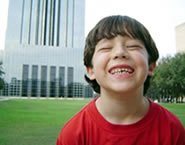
[
  {"left": 41, "top": 65, "right": 47, "bottom": 97},
  {"left": 22, "top": 65, "right": 29, "bottom": 96}
]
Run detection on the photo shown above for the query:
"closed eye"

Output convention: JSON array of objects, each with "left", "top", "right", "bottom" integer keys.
[
  {"left": 126, "top": 45, "right": 143, "bottom": 50},
  {"left": 98, "top": 47, "right": 112, "bottom": 52}
]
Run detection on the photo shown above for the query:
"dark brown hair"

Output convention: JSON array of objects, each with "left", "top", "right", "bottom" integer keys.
[{"left": 84, "top": 15, "right": 159, "bottom": 94}]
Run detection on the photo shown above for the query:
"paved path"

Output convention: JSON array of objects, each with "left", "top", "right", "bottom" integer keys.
[
  {"left": 0, "top": 96, "right": 14, "bottom": 101},
  {"left": 0, "top": 96, "right": 90, "bottom": 101}
]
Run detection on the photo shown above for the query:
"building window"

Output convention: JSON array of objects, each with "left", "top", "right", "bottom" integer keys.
[
  {"left": 40, "top": 65, "right": 47, "bottom": 97},
  {"left": 72, "top": 82, "right": 83, "bottom": 97},
  {"left": 67, "top": 66, "right": 73, "bottom": 97},
  {"left": 31, "top": 65, "right": 38, "bottom": 97},
  {"left": 59, "top": 66, "right": 65, "bottom": 97},
  {"left": 85, "top": 85, "right": 93, "bottom": 98},
  {"left": 22, "top": 64, "right": 29, "bottom": 96},
  {"left": 50, "top": 66, "right": 56, "bottom": 97},
  {"left": 10, "top": 78, "right": 21, "bottom": 96}
]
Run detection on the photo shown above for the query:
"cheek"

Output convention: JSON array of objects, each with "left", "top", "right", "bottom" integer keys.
[
  {"left": 92, "top": 53, "right": 108, "bottom": 68},
  {"left": 133, "top": 53, "right": 149, "bottom": 70}
]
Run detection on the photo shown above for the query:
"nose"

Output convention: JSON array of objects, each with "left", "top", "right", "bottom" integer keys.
[{"left": 112, "top": 45, "right": 129, "bottom": 59}]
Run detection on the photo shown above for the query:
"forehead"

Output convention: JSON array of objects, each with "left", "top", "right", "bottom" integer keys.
[{"left": 96, "top": 35, "right": 144, "bottom": 46}]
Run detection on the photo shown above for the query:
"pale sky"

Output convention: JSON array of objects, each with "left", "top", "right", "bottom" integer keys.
[{"left": 0, "top": 0, "right": 185, "bottom": 58}]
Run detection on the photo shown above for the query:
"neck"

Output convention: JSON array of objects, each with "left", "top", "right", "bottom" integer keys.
[{"left": 96, "top": 90, "right": 150, "bottom": 125}]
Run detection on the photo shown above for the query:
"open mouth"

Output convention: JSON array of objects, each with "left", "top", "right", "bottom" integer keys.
[
  {"left": 109, "top": 65, "right": 134, "bottom": 75},
  {"left": 110, "top": 68, "right": 134, "bottom": 74}
]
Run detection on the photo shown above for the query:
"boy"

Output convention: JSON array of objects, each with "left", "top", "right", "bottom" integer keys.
[{"left": 56, "top": 15, "right": 185, "bottom": 145}]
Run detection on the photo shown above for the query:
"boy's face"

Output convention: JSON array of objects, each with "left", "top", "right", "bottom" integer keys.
[{"left": 86, "top": 35, "right": 156, "bottom": 94}]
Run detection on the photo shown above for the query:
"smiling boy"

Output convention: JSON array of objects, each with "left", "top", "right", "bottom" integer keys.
[{"left": 56, "top": 15, "right": 185, "bottom": 145}]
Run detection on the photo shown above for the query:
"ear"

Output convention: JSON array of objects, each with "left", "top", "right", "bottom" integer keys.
[
  {"left": 86, "top": 67, "right": 96, "bottom": 80},
  {"left": 148, "top": 62, "right": 156, "bottom": 76}
]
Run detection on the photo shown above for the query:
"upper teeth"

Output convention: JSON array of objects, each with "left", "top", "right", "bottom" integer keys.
[{"left": 110, "top": 68, "right": 133, "bottom": 74}]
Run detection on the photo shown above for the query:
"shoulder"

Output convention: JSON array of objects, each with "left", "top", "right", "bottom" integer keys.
[
  {"left": 152, "top": 101, "right": 183, "bottom": 127},
  {"left": 56, "top": 99, "right": 95, "bottom": 145},
  {"left": 151, "top": 101, "right": 185, "bottom": 143}
]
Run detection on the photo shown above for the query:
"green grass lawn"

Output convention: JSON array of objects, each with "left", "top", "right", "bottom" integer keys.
[
  {"left": 0, "top": 99, "right": 184, "bottom": 145},
  {"left": 0, "top": 99, "right": 90, "bottom": 145}
]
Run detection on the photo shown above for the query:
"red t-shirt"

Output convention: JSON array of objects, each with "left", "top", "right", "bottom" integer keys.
[{"left": 56, "top": 98, "right": 185, "bottom": 145}]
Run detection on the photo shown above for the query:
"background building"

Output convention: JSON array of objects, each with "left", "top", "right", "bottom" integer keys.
[
  {"left": 175, "top": 22, "right": 185, "bottom": 53},
  {"left": 1, "top": 0, "right": 93, "bottom": 97}
]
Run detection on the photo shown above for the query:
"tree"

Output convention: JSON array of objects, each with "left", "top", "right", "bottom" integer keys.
[
  {"left": 146, "top": 53, "right": 185, "bottom": 103},
  {"left": 169, "top": 53, "right": 185, "bottom": 102},
  {"left": 0, "top": 62, "right": 5, "bottom": 90}
]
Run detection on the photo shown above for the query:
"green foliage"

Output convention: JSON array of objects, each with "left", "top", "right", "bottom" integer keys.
[
  {"left": 0, "top": 61, "right": 5, "bottom": 90},
  {"left": 147, "top": 53, "right": 185, "bottom": 103}
]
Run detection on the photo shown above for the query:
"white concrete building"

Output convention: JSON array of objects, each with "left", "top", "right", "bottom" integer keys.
[
  {"left": 175, "top": 22, "right": 185, "bottom": 53},
  {"left": 2, "top": 0, "right": 93, "bottom": 97}
]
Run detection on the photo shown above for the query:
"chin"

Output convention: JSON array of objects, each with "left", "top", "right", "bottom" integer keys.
[
  {"left": 109, "top": 87, "right": 135, "bottom": 94},
  {"left": 110, "top": 84, "right": 142, "bottom": 94}
]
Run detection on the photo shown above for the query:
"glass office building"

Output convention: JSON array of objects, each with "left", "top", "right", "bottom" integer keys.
[{"left": 2, "top": 0, "right": 93, "bottom": 97}]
